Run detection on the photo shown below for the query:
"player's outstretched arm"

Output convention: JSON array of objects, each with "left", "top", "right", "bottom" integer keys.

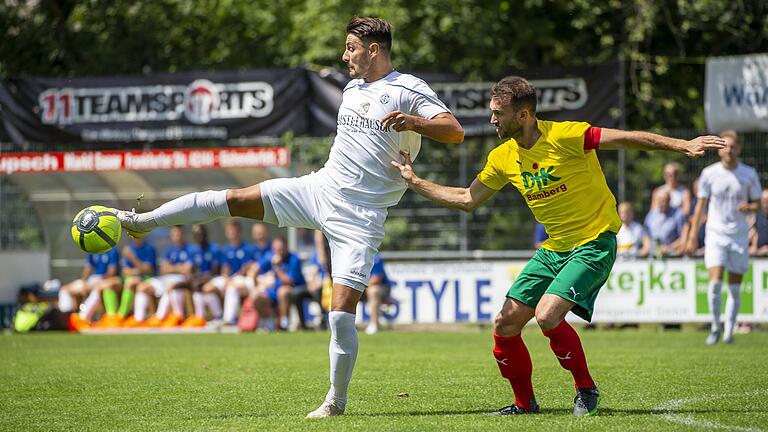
[
  {"left": 391, "top": 151, "right": 495, "bottom": 212},
  {"left": 382, "top": 112, "right": 464, "bottom": 144},
  {"left": 598, "top": 128, "right": 725, "bottom": 157}
]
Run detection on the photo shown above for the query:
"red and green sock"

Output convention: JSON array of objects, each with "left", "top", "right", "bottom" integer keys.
[{"left": 493, "top": 333, "right": 535, "bottom": 410}]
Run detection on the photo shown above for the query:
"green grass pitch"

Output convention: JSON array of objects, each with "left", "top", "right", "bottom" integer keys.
[{"left": 1, "top": 329, "right": 767, "bottom": 431}]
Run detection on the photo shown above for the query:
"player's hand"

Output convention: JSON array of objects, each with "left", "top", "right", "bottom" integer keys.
[
  {"left": 683, "top": 136, "right": 725, "bottom": 158},
  {"left": 391, "top": 150, "right": 417, "bottom": 186},
  {"left": 382, "top": 111, "right": 416, "bottom": 132}
]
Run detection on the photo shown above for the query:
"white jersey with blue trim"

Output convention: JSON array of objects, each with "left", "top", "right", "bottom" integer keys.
[{"left": 319, "top": 70, "right": 449, "bottom": 209}]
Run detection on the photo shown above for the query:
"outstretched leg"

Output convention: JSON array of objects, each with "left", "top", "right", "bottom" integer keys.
[{"left": 116, "top": 185, "right": 268, "bottom": 237}]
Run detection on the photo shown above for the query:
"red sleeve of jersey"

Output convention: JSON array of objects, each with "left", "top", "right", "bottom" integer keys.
[{"left": 583, "top": 126, "right": 602, "bottom": 151}]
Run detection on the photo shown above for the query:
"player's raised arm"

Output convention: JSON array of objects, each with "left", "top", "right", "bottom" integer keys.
[
  {"left": 382, "top": 111, "right": 464, "bottom": 144},
  {"left": 391, "top": 150, "right": 494, "bottom": 212},
  {"left": 598, "top": 128, "right": 725, "bottom": 157}
]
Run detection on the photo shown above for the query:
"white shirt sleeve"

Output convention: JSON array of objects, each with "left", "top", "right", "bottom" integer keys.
[{"left": 406, "top": 79, "right": 450, "bottom": 120}]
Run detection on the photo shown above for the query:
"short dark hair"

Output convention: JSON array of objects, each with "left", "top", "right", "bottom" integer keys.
[
  {"left": 347, "top": 16, "right": 392, "bottom": 52},
  {"left": 491, "top": 76, "right": 537, "bottom": 113}
]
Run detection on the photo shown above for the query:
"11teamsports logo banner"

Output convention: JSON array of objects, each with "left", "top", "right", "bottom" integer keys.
[
  {"left": 0, "top": 69, "right": 338, "bottom": 145},
  {"left": 362, "top": 259, "right": 768, "bottom": 324}
]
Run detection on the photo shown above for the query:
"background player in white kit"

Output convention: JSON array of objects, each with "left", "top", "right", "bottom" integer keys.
[
  {"left": 686, "top": 130, "right": 762, "bottom": 345},
  {"left": 112, "top": 16, "right": 463, "bottom": 417}
]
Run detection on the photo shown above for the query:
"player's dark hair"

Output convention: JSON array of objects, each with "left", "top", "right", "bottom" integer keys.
[
  {"left": 491, "top": 76, "right": 537, "bottom": 113},
  {"left": 347, "top": 16, "right": 392, "bottom": 53}
]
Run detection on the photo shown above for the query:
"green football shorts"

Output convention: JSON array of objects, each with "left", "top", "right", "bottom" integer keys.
[{"left": 507, "top": 232, "right": 617, "bottom": 322}]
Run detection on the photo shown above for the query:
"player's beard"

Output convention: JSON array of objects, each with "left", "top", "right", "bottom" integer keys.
[{"left": 498, "top": 121, "right": 523, "bottom": 140}]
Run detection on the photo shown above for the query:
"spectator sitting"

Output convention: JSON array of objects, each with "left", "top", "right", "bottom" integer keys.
[
  {"left": 644, "top": 189, "right": 686, "bottom": 256},
  {"left": 533, "top": 222, "right": 548, "bottom": 249},
  {"left": 293, "top": 231, "right": 331, "bottom": 330},
  {"left": 750, "top": 189, "right": 768, "bottom": 256},
  {"left": 616, "top": 201, "right": 650, "bottom": 259},
  {"left": 58, "top": 248, "right": 120, "bottom": 330},
  {"left": 364, "top": 254, "right": 394, "bottom": 335},
  {"left": 252, "top": 236, "right": 305, "bottom": 331},
  {"left": 651, "top": 162, "right": 692, "bottom": 215}
]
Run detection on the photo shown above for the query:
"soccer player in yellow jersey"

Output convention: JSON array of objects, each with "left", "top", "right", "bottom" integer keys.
[{"left": 392, "top": 76, "right": 725, "bottom": 417}]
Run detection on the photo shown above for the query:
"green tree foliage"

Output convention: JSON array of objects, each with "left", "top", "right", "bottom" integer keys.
[{"left": 2, "top": 0, "right": 766, "bottom": 129}]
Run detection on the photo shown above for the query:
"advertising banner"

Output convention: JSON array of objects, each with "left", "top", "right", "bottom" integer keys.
[
  {"left": 0, "top": 147, "right": 289, "bottom": 175},
  {"left": 431, "top": 61, "right": 623, "bottom": 136},
  {"left": 0, "top": 69, "right": 337, "bottom": 145},
  {"left": 705, "top": 53, "right": 768, "bottom": 132},
  {"left": 359, "top": 259, "right": 768, "bottom": 324},
  {"left": 0, "top": 63, "right": 623, "bottom": 145}
]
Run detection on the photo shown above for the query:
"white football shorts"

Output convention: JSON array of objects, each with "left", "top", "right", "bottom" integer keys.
[
  {"left": 147, "top": 274, "right": 187, "bottom": 297},
  {"left": 704, "top": 237, "right": 749, "bottom": 275},
  {"left": 209, "top": 275, "right": 255, "bottom": 292},
  {"left": 260, "top": 171, "right": 386, "bottom": 292}
]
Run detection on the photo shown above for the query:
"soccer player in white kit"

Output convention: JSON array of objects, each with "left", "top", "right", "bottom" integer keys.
[
  {"left": 686, "top": 130, "right": 762, "bottom": 345},
  {"left": 112, "top": 16, "right": 463, "bottom": 417}
]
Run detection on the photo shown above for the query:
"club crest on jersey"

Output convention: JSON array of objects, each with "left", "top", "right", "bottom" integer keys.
[
  {"left": 521, "top": 165, "right": 561, "bottom": 191},
  {"left": 357, "top": 102, "right": 371, "bottom": 116},
  {"left": 380, "top": 94, "right": 390, "bottom": 104}
]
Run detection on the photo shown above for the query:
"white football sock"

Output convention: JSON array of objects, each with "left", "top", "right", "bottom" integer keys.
[
  {"left": 170, "top": 289, "right": 186, "bottom": 317},
  {"left": 724, "top": 283, "right": 741, "bottom": 340},
  {"left": 223, "top": 287, "right": 241, "bottom": 324},
  {"left": 192, "top": 292, "right": 205, "bottom": 317},
  {"left": 135, "top": 292, "right": 150, "bottom": 321},
  {"left": 58, "top": 290, "right": 74, "bottom": 312},
  {"left": 708, "top": 281, "right": 723, "bottom": 333},
  {"left": 325, "top": 311, "right": 358, "bottom": 411},
  {"left": 80, "top": 290, "right": 101, "bottom": 321},
  {"left": 205, "top": 293, "right": 222, "bottom": 319},
  {"left": 156, "top": 293, "right": 171, "bottom": 320},
  {"left": 131, "top": 190, "right": 230, "bottom": 229}
]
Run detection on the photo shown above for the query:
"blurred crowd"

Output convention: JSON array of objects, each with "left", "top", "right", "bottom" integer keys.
[
  {"left": 536, "top": 161, "right": 768, "bottom": 260},
  {"left": 51, "top": 221, "right": 393, "bottom": 334}
]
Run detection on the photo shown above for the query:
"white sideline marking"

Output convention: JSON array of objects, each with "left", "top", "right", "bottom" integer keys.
[{"left": 654, "top": 390, "right": 768, "bottom": 432}]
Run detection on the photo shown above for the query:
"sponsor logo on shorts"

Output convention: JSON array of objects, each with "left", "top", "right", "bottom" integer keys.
[{"left": 351, "top": 269, "right": 368, "bottom": 278}]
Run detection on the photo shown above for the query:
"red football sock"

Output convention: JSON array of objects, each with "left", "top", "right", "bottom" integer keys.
[
  {"left": 542, "top": 320, "right": 595, "bottom": 389},
  {"left": 493, "top": 333, "right": 535, "bottom": 410}
]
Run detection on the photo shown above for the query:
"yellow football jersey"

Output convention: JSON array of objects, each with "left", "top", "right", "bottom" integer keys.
[{"left": 477, "top": 119, "right": 621, "bottom": 252}]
